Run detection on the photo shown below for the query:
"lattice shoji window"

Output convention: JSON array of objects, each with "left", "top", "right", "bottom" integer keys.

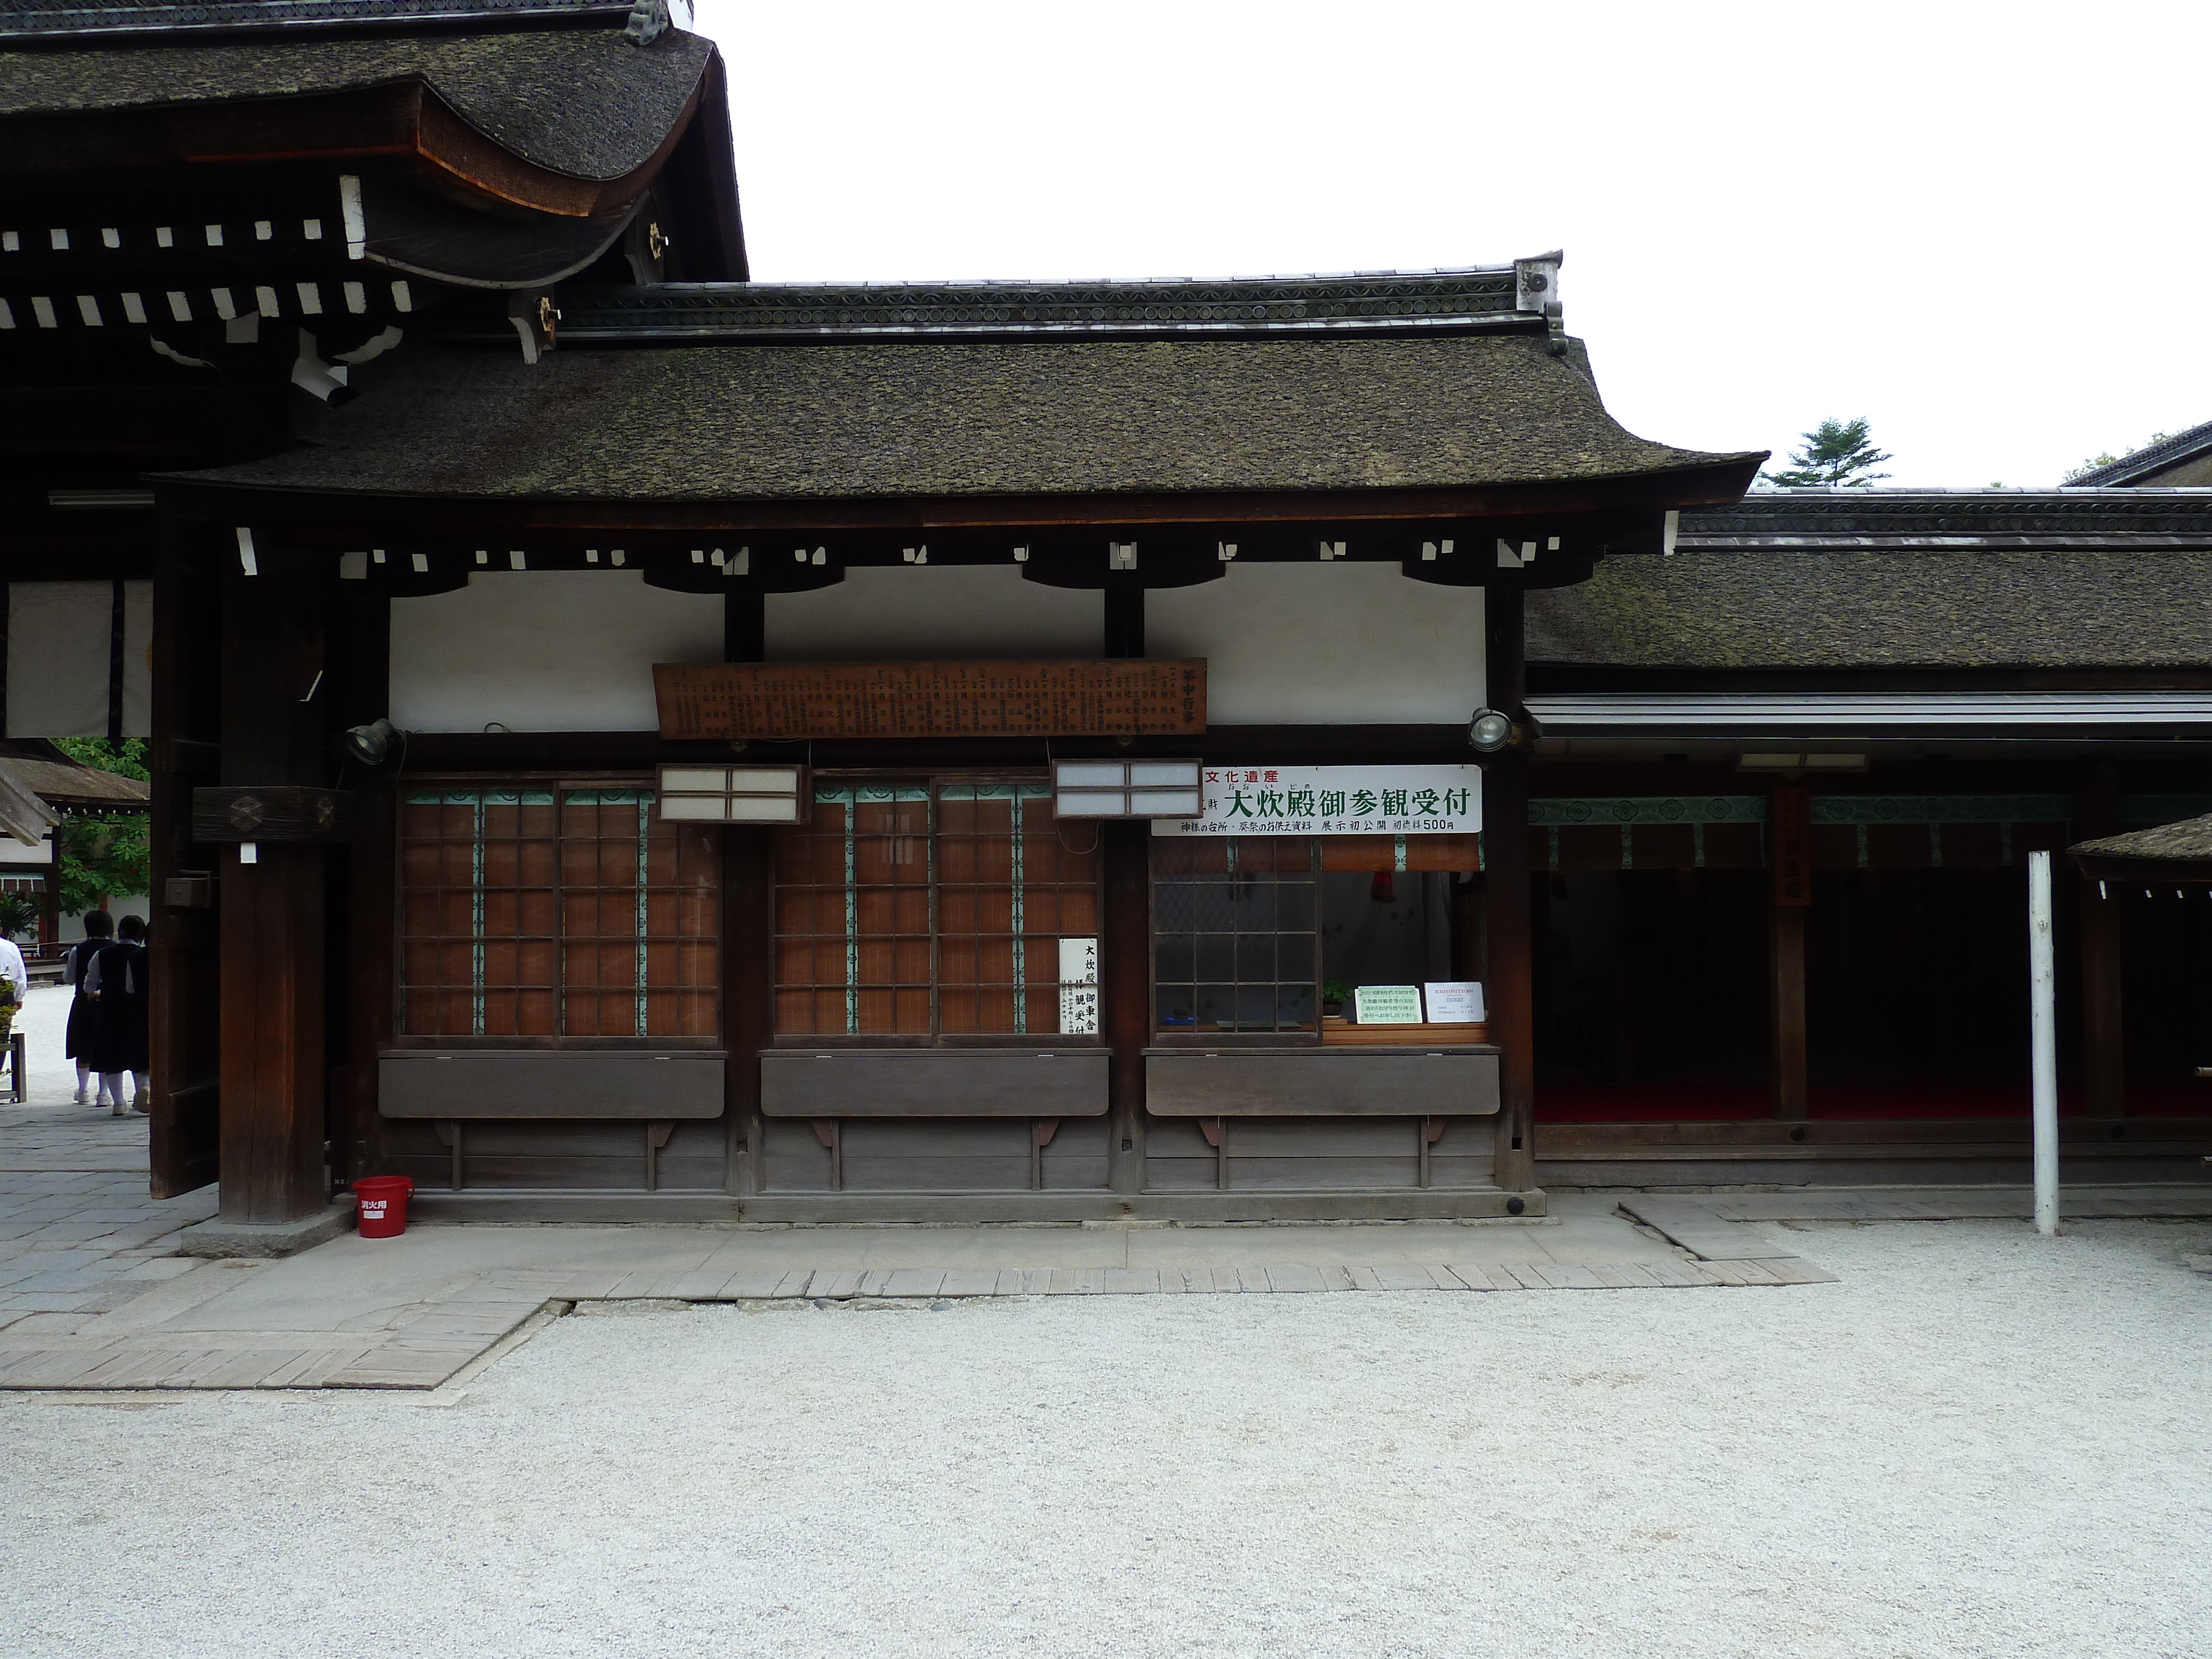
[
  {"left": 771, "top": 781, "right": 1101, "bottom": 1038},
  {"left": 399, "top": 786, "right": 718, "bottom": 1041},
  {"left": 1153, "top": 836, "right": 1319, "bottom": 1035}
]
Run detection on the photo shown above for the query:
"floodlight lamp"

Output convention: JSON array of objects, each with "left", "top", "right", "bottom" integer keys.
[
  {"left": 1467, "top": 709, "right": 1515, "bottom": 753},
  {"left": 342, "top": 718, "right": 404, "bottom": 766}
]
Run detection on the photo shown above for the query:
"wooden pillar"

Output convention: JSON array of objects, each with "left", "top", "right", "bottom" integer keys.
[
  {"left": 1100, "top": 571, "right": 1147, "bottom": 1197},
  {"left": 2077, "top": 768, "right": 2124, "bottom": 1117},
  {"left": 215, "top": 555, "right": 334, "bottom": 1224},
  {"left": 724, "top": 589, "right": 765, "bottom": 665},
  {"left": 335, "top": 583, "right": 392, "bottom": 1189},
  {"left": 724, "top": 826, "right": 774, "bottom": 1197},
  {"left": 218, "top": 844, "right": 327, "bottom": 1221},
  {"left": 1103, "top": 818, "right": 1148, "bottom": 1197},
  {"left": 1768, "top": 785, "right": 1811, "bottom": 1119},
  {"left": 1483, "top": 588, "right": 1536, "bottom": 1193},
  {"left": 1103, "top": 575, "right": 1144, "bottom": 660},
  {"left": 722, "top": 586, "right": 772, "bottom": 1196},
  {"left": 148, "top": 524, "right": 224, "bottom": 1199}
]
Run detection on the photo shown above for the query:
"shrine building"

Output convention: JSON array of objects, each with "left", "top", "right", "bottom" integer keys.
[{"left": 23, "top": 1, "right": 2199, "bottom": 1231}]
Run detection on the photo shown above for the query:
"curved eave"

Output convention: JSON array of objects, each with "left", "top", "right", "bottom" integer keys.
[
  {"left": 152, "top": 453, "right": 1764, "bottom": 529},
  {"left": 0, "top": 66, "right": 702, "bottom": 220}
]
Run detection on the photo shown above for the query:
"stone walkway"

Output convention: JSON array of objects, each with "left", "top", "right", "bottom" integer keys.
[
  {"left": 1, "top": 997, "right": 219, "bottom": 1337},
  {"left": 1620, "top": 1186, "right": 2212, "bottom": 1260},
  {"left": 0, "top": 1053, "right": 1844, "bottom": 1388},
  {"left": 8, "top": 971, "right": 2203, "bottom": 1394}
]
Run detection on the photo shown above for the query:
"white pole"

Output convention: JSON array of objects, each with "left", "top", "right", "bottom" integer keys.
[{"left": 2028, "top": 849, "right": 2059, "bottom": 1236}]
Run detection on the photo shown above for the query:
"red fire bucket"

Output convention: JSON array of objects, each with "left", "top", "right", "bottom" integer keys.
[{"left": 354, "top": 1176, "right": 414, "bottom": 1238}]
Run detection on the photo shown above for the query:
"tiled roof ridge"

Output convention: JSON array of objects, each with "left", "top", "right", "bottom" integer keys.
[
  {"left": 0, "top": 0, "right": 637, "bottom": 42},
  {"left": 2064, "top": 418, "right": 2212, "bottom": 487},
  {"left": 559, "top": 263, "right": 1551, "bottom": 342},
  {"left": 1682, "top": 487, "right": 2212, "bottom": 539}
]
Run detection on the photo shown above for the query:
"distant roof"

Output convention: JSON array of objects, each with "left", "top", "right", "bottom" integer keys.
[
  {"left": 0, "top": 747, "right": 150, "bottom": 810},
  {"left": 2070, "top": 813, "right": 2212, "bottom": 883},
  {"left": 0, "top": 0, "right": 638, "bottom": 40},
  {"left": 0, "top": 745, "right": 146, "bottom": 844},
  {"left": 1528, "top": 489, "right": 2212, "bottom": 670},
  {"left": 0, "top": 25, "right": 713, "bottom": 182},
  {"left": 2065, "top": 419, "right": 2212, "bottom": 488},
  {"left": 163, "top": 317, "right": 1760, "bottom": 505},
  {"left": 2071, "top": 813, "right": 2212, "bottom": 863}
]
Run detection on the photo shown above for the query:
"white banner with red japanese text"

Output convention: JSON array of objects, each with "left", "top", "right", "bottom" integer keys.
[{"left": 1149, "top": 765, "right": 1481, "bottom": 837}]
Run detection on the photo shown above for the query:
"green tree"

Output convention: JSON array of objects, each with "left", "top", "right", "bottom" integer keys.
[
  {"left": 49, "top": 738, "right": 150, "bottom": 915},
  {"left": 51, "top": 737, "right": 149, "bottom": 781},
  {"left": 2065, "top": 431, "right": 2172, "bottom": 483},
  {"left": 0, "top": 891, "right": 40, "bottom": 940},
  {"left": 1762, "top": 417, "right": 1892, "bottom": 488}
]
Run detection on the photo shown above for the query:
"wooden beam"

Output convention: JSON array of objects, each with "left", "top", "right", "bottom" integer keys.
[
  {"left": 1483, "top": 589, "right": 1536, "bottom": 1192},
  {"left": 157, "top": 460, "right": 1764, "bottom": 538}
]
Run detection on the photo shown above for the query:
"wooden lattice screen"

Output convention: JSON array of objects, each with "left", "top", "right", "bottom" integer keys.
[
  {"left": 399, "top": 786, "right": 718, "bottom": 1040},
  {"left": 772, "top": 781, "right": 1100, "bottom": 1037}
]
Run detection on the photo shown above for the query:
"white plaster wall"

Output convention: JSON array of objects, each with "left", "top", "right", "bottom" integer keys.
[
  {"left": 1145, "top": 564, "right": 1485, "bottom": 725},
  {"left": 390, "top": 572, "right": 724, "bottom": 733},
  {"left": 7, "top": 581, "right": 153, "bottom": 739},
  {"left": 0, "top": 835, "right": 53, "bottom": 866},
  {"left": 121, "top": 581, "right": 154, "bottom": 738},
  {"left": 766, "top": 566, "right": 1100, "bottom": 661},
  {"left": 60, "top": 896, "right": 148, "bottom": 942}
]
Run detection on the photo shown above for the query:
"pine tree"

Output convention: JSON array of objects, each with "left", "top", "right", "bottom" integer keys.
[{"left": 1762, "top": 418, "right": 1892, "bottom": 488}]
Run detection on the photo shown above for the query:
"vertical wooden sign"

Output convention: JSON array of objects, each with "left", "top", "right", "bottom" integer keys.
[{"left": 1770, "top": 785, "right": 1812, "bottom": 906}]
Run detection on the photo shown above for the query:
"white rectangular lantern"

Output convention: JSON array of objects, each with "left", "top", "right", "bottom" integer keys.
[
  {"left": 656, "top": 764, "right": 808, "bottom": 823},
  {"left": 1053, "top": 758, "right": 1203, "bottom": 819}
]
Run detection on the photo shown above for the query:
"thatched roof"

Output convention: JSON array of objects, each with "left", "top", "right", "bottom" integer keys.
[
  {"left": 1529, "top": 490, "right": 2212, "bottom": 669},
  {"left": 166, "top": 325, "right": 1759, "bottom": 505},
  {"left": 0, "top": 25, "right": 713, "bottom": 181},
  {"left": 2070, "top": 814, "right": 2212, "bottom": 864}
]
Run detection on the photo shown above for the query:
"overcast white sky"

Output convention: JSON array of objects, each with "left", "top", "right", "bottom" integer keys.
[{"left": 697, "top": 2, "right": 2209, "bottom": 488}]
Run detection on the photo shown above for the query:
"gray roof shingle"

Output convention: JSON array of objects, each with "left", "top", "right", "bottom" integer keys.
[
  {"left": 167, "top": 329, "right": 1757, "bottom": 504},
  {"left": 2070, "top": 814, "right": 2212, "bottom": 864},
  {"left": 0, "top": 25, "right": 712, "bottom": 181},
  {"left": 1528, "top": 490, "right": 2212, "bottom": 670}
]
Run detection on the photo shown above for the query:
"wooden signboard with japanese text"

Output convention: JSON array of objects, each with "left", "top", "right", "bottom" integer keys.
[{"left": 655, "top": 660, "right": 1206, "bottom": 741}]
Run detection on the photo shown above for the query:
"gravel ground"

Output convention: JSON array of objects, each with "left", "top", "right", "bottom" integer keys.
[{"left": 6, "top": 1217, "right": 2210, "bottom": 1659}]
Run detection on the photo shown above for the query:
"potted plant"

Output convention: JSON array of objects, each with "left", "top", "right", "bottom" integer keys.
[{"left": 1322, "top": 978, "right": 1352, "bottom": 1019}]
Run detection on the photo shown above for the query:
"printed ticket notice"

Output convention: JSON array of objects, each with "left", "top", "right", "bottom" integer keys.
[{"left": 1150, "top": 764, "right": 1481, "bottom": 837}]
